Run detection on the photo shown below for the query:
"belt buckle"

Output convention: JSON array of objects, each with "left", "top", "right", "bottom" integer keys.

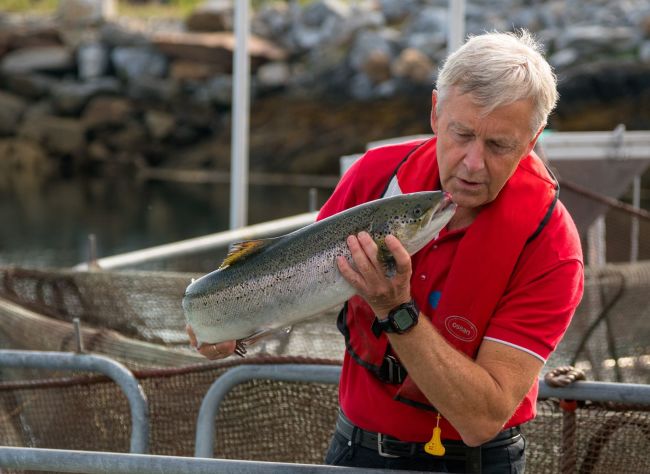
[{"left": 377, "top": 433, "right": 400, "bottom": 458}]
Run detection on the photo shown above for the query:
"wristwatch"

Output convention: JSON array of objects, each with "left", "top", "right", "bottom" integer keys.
[{"left": 373, "top": 300, "right": 419, "bottom": 335}]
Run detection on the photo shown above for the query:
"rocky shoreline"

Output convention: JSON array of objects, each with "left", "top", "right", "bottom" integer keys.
[{"left": 1, "top": 0, "right": 650, "bottom": 184}]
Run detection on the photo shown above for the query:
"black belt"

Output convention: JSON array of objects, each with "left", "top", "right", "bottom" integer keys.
[{"left": 335, "top": 411, "right": 521, "bottom": 473}]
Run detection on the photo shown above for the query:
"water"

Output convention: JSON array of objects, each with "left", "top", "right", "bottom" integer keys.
[{"left": 0, "top": 176, "right": 331, "bottom": 270}]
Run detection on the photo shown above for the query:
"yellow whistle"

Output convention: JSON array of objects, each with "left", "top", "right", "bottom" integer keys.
[{"left": 424, "top": 414, "right": 446, "bottom": 456}]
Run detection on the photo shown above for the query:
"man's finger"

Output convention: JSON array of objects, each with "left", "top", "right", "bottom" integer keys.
[
  {"left": 347, "top": 235, "right": 375, "bottom": 276},
  {"left": 385, "top": 235, "right": 412, "bottom": 275},
  {"left": 337, "top": 255, "right": 365, "bottom": 290},
  {"left": 186, "top": 324, "right": 198, "bottom": 348},
  {"left": 356, "top": 231, "right": 384, "bottom": 271}
]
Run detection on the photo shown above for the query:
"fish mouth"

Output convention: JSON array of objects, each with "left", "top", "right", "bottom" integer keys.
[
  {"left": 424, "top": 192, "right": 456, "bottom": 230},
  {"left": 427, "top": 191, "right": 456, "bottom": 222}
]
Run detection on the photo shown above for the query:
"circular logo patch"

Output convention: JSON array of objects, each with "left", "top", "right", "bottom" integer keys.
[{"left": 444, "top": 316, "right": 478, "bottom": 342}]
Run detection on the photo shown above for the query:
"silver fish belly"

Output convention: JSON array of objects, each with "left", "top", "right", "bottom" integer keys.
[{"left": 182, "top": 191, "right": 456, "bottom": 346}]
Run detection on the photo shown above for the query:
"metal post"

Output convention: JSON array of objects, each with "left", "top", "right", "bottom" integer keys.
[
  {"left": 308, "top": 188, "right": 318, "bottom": 212},
  {"left": 587, "top": 216, "right": 606, "bottom": 267},
  {"left": 73, "top": 318, "right": 84, "bottom": 353},
  {"left": 631, "top": 175, "right": 640, "bottom": 262},
  {"left": 447, "top": 0, "right": 466, "bottom": 54},
  {"left": 230, "top": 0, "right": 251, "bottom": 229}
]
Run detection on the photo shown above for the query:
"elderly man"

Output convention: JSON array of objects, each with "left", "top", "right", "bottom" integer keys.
[{"left": 319, "top": 30, "right": 583, "bottom": 473}]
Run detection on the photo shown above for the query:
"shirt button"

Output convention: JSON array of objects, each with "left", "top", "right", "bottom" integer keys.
[{"left": 420, "top": 274, "right": 427, "bottom": 280}]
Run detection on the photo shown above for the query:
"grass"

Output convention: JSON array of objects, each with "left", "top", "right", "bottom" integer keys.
[
  {"left": 1, "top": 0, "right": 205, "bottom": 19},
  {"left": 0, "top": 0, "right": 312, "bottom": 19},
  {"left": 1, "top": 0, "right": 60, "bottom": 14}
]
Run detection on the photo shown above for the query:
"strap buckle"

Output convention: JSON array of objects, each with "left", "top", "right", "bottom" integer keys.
[
  {"left": 380, "top": 354, "right": 407, "bottom": 384},
  {"left": 377, "top": 433, "right": 400, "bottom": 458}
]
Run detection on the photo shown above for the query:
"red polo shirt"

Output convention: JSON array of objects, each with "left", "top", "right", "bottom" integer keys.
[{"left": 318, "top": 140, "right": 584, "bottom": 442}]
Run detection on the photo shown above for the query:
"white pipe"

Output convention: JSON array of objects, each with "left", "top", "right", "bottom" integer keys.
[
  {"left": 73, "top": 212, "right": 318, "bottom": 271},
  {"left": 230, "top": 0, "right": 251, "bottom": 229},
  {"left": 448, "top": 0, "right": 466, "bottom": 54}
]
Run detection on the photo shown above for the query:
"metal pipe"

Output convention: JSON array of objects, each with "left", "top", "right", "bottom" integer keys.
[
  {"left": 538, "top": 380, "right": 650, "bottom": 404},
  {"left": 447, "top": 0, "right": 466, "bottom": 54},
  {"left": 230, "top": 0, "right": 251, "bottom": 229},
  {"left": 309, "top": 188, "right": 318, "bottom": 212},
  {"left": 195, "top": 364, "right": 341, "bottom": 458},
  {"left": 0, "top": 447, "right": 410, "bottom": 474},
  {"left": 631, "top": 175, "right": 641, "bottom": 262},
  {"left": 0, "top": 350, "right": 149, "bottom": 454},
  {"left": 73, "top": 212, "right": 317, "bottom": 270}
]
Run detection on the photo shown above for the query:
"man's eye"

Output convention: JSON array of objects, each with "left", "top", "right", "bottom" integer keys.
[{"left": 489, "top": 141, "right": 510, "bottom": 153}]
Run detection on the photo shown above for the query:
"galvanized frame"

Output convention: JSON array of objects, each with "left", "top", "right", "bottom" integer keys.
[{"left": 0, "top": 350, "right": 149, "bottom": 453}]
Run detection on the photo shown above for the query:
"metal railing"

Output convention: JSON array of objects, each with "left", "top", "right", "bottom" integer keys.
[
  {"left": 194, "top": 364, "right": 341, "bottom": 458},
  {"left": 2, "top": 361, "right": 650, "bottom": 473},
  {"left": 538, "top": 379, "right": 650, "bottom": 404},
  {"left": 0, "top": 350, "right": 149, "bottom": 453},
  {"left": 0, "top": 447, "right": 421, "bottom": 474},
  {"left": 195, "top": 364, "right": 650, "bottom": 459}
]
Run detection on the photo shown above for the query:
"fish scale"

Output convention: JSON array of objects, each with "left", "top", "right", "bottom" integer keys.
[{"left": 183, "top": 191, "right": 456, "bottom": 347}]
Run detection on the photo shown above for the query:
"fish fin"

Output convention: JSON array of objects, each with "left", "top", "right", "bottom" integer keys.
[
  {"left": 234, "top": 340, "right": 247, "bottom": 357},
  {"left": 234, "top": 326, "right": 293, "bottom": 355},
  {"left": 219, "top": 238, "right": 277, "bottom": 269}
]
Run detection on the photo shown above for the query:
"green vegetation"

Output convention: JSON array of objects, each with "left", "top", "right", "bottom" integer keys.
[
  {"left": 0, "top": 0, "right": 314, "bottom": 18},
  {"left": 1, "top": 0, "right": 203, "bottom": 18},
  {"left": 2, "top": 0, "right": 60, "bottom": 14}
]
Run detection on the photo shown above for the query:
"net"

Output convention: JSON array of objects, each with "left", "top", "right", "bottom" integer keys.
[{"left": 0, "top": 260, "right": 648, "bottom": 472}]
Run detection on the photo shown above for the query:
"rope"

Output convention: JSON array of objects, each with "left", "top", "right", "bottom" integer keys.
[
  {"left": 543, "top": 366, "right": 587, "bottom": 388},
  {"left": 544, "top": 366, "right": 587, "bottom": 474}
]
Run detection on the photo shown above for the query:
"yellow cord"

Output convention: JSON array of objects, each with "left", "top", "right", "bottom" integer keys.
[{"left": 424, "top": 413, "right": 446, "bottom": 456}]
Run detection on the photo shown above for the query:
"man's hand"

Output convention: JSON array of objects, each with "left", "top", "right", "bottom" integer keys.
[
  {"left": 186, "top": 324, "right": 236, "bottom": 360},
  {"left": 336, "top": 231, "right": 412, "bottom": 317}
]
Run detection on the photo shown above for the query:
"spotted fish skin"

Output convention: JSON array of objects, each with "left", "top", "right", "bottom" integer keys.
[{"left": 182, "top": 191, "right": 456, "bottom": 345}]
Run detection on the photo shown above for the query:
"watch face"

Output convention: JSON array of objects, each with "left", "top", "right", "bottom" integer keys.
[{"left": 393, "top": 308, "right": 414, "bottom": 329}]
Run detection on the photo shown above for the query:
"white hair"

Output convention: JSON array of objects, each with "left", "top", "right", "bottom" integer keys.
[{"left": 436, "top": 30, "right": 558, "bottom": 133}]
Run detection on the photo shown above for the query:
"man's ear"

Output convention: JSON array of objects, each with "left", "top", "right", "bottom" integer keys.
[
  {"left": 526, "top": 126, "right": 545, "bottom": 156},
  {"left": 430, "top": 90, "right": 439, "bottom": 135}
]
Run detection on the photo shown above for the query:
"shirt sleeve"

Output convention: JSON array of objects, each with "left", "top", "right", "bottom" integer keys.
[{"left": 484, "top": 259, "right": 584, "bottom": 362}]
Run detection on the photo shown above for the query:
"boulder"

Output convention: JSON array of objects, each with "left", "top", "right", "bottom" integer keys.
[
  {"left": 82, "top": 96, "right": 134, "bottom": 129},
  {"left": 0, "top": 91, "right": 27, "bottom": 135},
  {"left": 0, "top": 46, "right": 74, "bottom": 74},
  {"left": 186, "top": 0, "right": 233, "bottom": 32},
  {"left": 18, "top": 115, "right": 86, "bottom": 155},
  {"left": 151, "top": 31, "right": 287, "bottom": 71},
  {"left": 111, "top": 46, "right": 168, "bottom": 80}
]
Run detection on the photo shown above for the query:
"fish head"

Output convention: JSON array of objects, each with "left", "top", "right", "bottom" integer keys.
[{"left": 373, "top": 191, "right": 456, "bottom": 256}]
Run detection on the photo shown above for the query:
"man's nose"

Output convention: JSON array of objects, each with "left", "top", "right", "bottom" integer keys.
[{"left": 463, "top": 141, "right": 486, "bottom": 173}]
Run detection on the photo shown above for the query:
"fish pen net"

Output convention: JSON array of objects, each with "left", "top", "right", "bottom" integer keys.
[
  {"left": 0, "top": 357, "right": 649, "bottom": 474},
  {"left": 0, "top": 357, "right": 341, "bottom": 462}
]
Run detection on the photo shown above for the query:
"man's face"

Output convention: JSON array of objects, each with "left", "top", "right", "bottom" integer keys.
[{"left": 431, "top": 87, "right": 542, "bottom": 210}]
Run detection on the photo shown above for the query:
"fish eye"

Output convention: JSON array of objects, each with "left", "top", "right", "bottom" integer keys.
[{"left": 412, "top": 206, "right": 423, "bottom": 218}]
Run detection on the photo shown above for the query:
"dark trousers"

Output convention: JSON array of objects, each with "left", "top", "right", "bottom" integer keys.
[{"left": 324, "top": 430, "right": 526, "bottom": 473}]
